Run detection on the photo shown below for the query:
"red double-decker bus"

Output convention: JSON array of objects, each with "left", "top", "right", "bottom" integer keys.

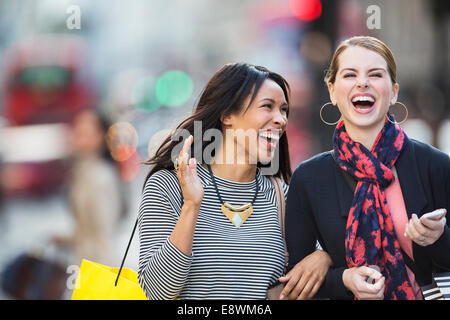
[{"left": 0, "top": 35, "right": 96, "bottom": 197}]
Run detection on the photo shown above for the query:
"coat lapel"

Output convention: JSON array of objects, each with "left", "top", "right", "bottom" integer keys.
[
  {"left": 395, "top": 140, "right": 428, "bottom": 219},
  {"left": 333, "top": 162, "right": 355, "bottom": 218}
]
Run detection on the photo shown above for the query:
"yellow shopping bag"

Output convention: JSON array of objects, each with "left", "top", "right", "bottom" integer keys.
[
  {"left": 71, "top": 259, "right": 147, "bottom": 300},
  {"left": 71, "top": 218, "right": 148, "bottom": 300}
]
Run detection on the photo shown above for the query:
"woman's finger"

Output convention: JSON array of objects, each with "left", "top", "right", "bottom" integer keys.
[
  {"left": 359, "top": 265, "right": 382, "bottom": 280},
  {"left": 297, "top": 277, "right": 315, "bottom": 300},
  {"left": 308, "top": 280, "right": 323, "bottom": 300},
  {"left": 177, "top": 136, "right": 193, "bottom": 174},
  {"left": 179, "top": 135, "right": 193, "bottom": 159},
  {"left": 188, "top": 157, "right": 197, "bottom": 169},
  {"left": 177, "top": 152, "right": 189, "bottom": 181},
  {"left": 278, "top": 267, "right": 294, "bottom": 284},
  {"left": 280, "top": 273, "right": 300, "bottom": 299},
  {"left": 371, "top": 276, "right": 385, "bottom": 293},
  {"left": 411, "top": 214, "right": 431, "bottom": 237},
  {"left": 289, "top": 273, "right": 309, "bottom": 299},
  {"left": 278, "top": 275, "right": 290, "bottom": 283},
  {"left": 421, "top": 215, "right": 446, "bottom": 230},
  {"left": 405, "top": 219, "right": 421, "bottom": 242},
  {"left": 358, "top": 266, "right": 383, "bottom": 294},
  {"left": 366, "top": 276, "right": 385, "bottom": 300}
]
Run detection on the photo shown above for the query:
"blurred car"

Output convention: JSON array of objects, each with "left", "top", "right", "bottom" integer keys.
[{"left": 0, "top": 35, "right": 96, "bottom": 197}]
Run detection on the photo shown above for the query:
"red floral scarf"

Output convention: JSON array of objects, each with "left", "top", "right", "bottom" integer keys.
[{"left": 333, "top": 114, "right": 416, "bottom": 300}]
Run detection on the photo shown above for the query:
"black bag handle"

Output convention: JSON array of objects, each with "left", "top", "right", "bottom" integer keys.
[
  {"left": 115, "top": 170, "right": 178, "bottom": 286},
  {"left": 115, "top": 218, "right": 138, "bottom": 286}
]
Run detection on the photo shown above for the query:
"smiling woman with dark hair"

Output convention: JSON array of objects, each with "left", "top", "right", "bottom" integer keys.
[{"left": 137, "top": 63, "right": 332, "bottom": 300}]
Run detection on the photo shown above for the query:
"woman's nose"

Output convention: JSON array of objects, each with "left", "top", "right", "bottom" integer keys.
[
  {"left": 273, "top": 110, "right": 287, "bottom": 127},
  {"left": 356, "top": 76, "right": 369, "bottom": 88}
]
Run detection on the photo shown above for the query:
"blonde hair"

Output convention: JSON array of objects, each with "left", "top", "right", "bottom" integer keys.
[{"left": 324, "top": 36, "right": 397, "bottom": 85}]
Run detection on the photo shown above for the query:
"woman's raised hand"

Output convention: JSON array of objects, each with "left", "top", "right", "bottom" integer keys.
[{"left": 176, "top": 135, "right": 204, "bottom": 207}]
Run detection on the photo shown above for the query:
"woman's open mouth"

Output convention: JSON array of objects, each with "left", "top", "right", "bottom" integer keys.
[
  {"left": 351, "top": 94, "right": 376, "bottom": 114},
  {"left": 258, "top": 128, "right": 280, "bottom": 152}
]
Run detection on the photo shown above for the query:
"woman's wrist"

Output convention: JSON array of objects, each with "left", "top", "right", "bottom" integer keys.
[
  {"left": 317, "top": 249, "right": 333, "bottom": 267},
  {"left": 182, "top": 200, "right": 202, "bottom": 213},
  {"left": 342, "top": 268, "right": 351, "bottom": 290},
  {"left": 170, "top": 201, "right": 201, "bottom": 256}
]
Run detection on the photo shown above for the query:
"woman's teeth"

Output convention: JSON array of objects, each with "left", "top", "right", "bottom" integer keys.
[
  {"left": 352, "top": 96, "right": 375, "bottom": 108},
  {"left": 260, "top": 132, "right": 274, "bottom": 140},
  {"left": 352, "top": 96, "right": 375, "bottom": 103},
  {"left": 259, "top": 130, "right": 280, "bottom": 151}
]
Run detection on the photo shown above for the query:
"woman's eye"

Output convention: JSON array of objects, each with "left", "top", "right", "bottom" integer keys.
[
  {"left": 370, "top": 73, "right": 382, "bottom": 78},
  {"left": 343, "top": 74, "right": 355, "bottom": 78},
  {"left": 262, "top": 104, "right": 272, "bottom": 109},
  {"left": 281, "top": 107, "right": 289, "bottom": 113}
]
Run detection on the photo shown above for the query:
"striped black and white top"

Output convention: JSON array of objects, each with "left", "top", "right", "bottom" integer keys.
[{"left": 137, "top": 164, "right": 288, "bottom": 300}]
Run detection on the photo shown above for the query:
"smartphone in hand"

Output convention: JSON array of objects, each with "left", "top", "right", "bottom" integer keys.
[{"left": 421, "top": 209, "right": 446, "bottom": 221}]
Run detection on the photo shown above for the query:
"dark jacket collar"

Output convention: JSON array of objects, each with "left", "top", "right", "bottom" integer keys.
[{"left": 395, "top": 140, "right": 428, "bottom": 219}]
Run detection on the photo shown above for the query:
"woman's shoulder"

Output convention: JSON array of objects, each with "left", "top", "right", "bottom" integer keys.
[
  {"left": 407, "top": 139, "right": 450, "bottom": 171},
  {"left": 261, "top": 175, "right": 289, "bottom": 198},
  {"left": 143, "top": 169, "right": 181, "bottom": 196},
  {"left": 141, "top": 169, "right": 184, "bottom": 213},
  {"left": 291, "top": 151, "right": 334, "bottom": 181},
  {"left": 408, "top": 139, "right": 449, "bottom": 161}
]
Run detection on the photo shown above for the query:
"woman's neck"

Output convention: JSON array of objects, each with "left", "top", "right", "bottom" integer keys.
[
  {"left": 344, "top": 120, "right": 385, "bottom": 151},
  {"left": 208, "top": 163, "right": 257, "bottom": 182},
  {"left": 208, "top": 139, "right": 257, "bottom": 182}
]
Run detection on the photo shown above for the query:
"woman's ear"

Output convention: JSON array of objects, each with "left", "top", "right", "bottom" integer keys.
[
  {"left": 327, "top": 82, "right": 336, "bottom": 105},
  {"left": 390, "top": 83, "right": 400, "bottom": 105},
  {"left": 221, "top": 113, "right": 234, "bottom": 128}
]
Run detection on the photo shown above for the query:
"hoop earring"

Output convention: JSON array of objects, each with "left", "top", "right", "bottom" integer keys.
[
  {"left": 320, "top": 102, "right": 342, "bottom": 126},
  {"left": 387, "top": 102, "right": 408, "bottom": 125}
]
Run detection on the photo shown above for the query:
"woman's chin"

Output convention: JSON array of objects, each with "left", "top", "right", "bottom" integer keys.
[
  {"left": 345, "top": 113, "right": 386, "bottom": 130},
  {"left": 256, "top": 150, "right": 276, "bottom": 165}
]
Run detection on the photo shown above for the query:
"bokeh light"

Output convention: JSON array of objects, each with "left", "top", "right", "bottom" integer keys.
[
  {"left": 117, "top": 149, "right": 141, "bottom": 182},
  {"left": 131, "top": 76, "right": 161, "bottom": 112},
  {"left": 155, "top": 70, "right": 194, "bottom": 107},
  {"left": 110, "top": 144, "right": 136, "bottom": 162},
  {"left": 300, "top": 31, "right": 332, "bottom": 67},
  {"left": 289, "top": 0, "right": 322, "bottom": 22},
  {"left": 105, "top": 122, "right": 139, "bottom": 162}
]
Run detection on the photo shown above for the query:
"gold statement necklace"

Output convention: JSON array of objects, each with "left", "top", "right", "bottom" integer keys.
[{"left": 207, "top": 164, "right": 258, "bottom": 228}]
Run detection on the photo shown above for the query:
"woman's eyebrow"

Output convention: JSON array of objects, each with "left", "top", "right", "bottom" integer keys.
[
  {"left": 259, "top": 98, "right": 288, "bottom": 106},
  {"left": 340, "top": 67, "right": 387, "bottom": 74},
  {"left": 368, "top": 68, "right": 386, "bottom": 73},
  {"left": 340, "top": 68, "right": 357, "bottom": 74}
]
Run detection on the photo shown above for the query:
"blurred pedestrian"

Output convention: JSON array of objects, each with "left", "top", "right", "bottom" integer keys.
[
  {"left": 52, "top": 109, "right": 123, "bottom": 266},
  {"left": 285, "top": 36, "right": 450, "bottom": 300}
]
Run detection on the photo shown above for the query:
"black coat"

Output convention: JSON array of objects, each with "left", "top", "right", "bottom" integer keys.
[{"left": 286, "top": 139, "right": 450, "bottom": 299}]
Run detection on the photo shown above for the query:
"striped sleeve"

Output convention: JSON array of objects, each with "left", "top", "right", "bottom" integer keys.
[
  {"left": 282, "top": 181, "right": 289, "bottom": 202},
  {"left": 137, "top": 170, "right": 193, "bottom": 300}
]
